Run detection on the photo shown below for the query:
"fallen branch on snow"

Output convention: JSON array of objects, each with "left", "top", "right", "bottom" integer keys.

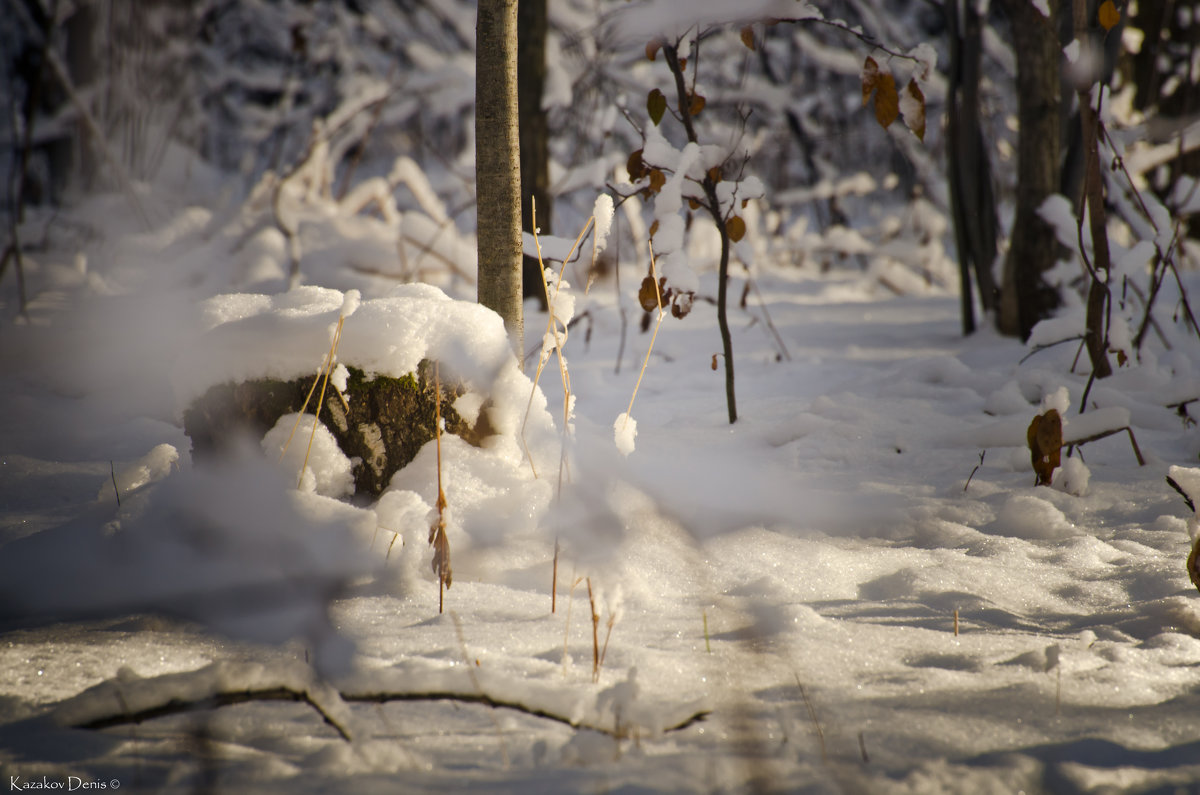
[{"left": 49, "top": 660, "right": 710, "bottom": 742}]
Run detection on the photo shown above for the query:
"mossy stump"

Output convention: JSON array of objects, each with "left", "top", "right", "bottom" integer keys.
[{"left": 183, "top": 362, "right": 488, "bottom": 497}]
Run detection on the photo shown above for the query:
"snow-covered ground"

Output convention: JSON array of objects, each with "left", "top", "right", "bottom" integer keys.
[{"left": 4, "top": 170, "right": 1200, "bottom": 795}]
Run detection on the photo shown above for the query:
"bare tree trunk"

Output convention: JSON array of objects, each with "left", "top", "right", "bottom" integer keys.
[
  {"left": 518, "top": 0, "right": 551, "bottom": 309},
  {"left": 996, "top": 0, "right": 1062, "bottom": 340},
  {"left": 476, "top": 0, "right": 524, "bottom": 354},
  {"left": 946, "top": 0, "right": 998, "bottom": 335},
  {"left": 1074, "top": 0, "right": 1113, "bottom": 379}
]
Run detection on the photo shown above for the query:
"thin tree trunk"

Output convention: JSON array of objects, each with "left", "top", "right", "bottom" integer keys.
[
  {"left": 518, "top": 0, "right": 551, "bottom": 308},
  {"left": 1074, "top": 0, "right": 1113, "bottom": 379},
  {"left": 997, "top": 0, "right": 1062, "bottom": 340},
  {"left": 946, "top": 0, "right": 999, "bottom": 336},
  {"left": 476, "top": 0, "right": 524, "bottom": 354},
  {"left": 946, "top": 0, "right": 976, "bottom": 335},
  {"left": 662, "top": 42, "right": 737, "bottom": 423}
]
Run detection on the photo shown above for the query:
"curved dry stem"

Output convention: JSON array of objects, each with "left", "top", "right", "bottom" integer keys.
[
  {"left": 279, "top": 316, "right": 346, "bottom": 492},
  {"left": 623, "top": 244, "right": 665, "bottom": 428}
]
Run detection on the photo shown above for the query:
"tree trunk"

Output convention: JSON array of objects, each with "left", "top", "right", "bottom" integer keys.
[
  {"left": 518, "top": 0, "right": 552, "bottom": 308},
  {"left": 1074, "top": 0, "right": 1113, "bottom": 379},
  {"left": 946, "top": 0, "right": 999, "bottom": 335},
  {"left": 996, "top": 0, "right": 1062, "bottom": 340},
  {"left": 476, "top": 0, "right": 524, "bottom": 354}
]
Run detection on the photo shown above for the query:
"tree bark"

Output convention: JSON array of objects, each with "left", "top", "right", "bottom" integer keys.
[
  {"left": 476, "top": 0, "right": 524, "bottom": 354},
  {"left": 518, "top": 0, "right": 552, "bottom": 308},
  {"left": 946, "top": 0, "right": 999, "bottom": 335},
  {"left": 996, "top": 0, "right": 1063, "bottom": 340},
  {"left": 662, "top": 42, "right": 737, "bottom": 423},
  {"left": 1074, "top": 0, "right": 1113, "bottom": 379}
]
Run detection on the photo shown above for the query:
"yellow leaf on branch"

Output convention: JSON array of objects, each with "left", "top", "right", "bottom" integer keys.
[
  {"left": 1098, "top": 0, "right": 1119, "bottom": 31},
  {"left": 874, "top": 73, "right": 899, "bottom": 129}
]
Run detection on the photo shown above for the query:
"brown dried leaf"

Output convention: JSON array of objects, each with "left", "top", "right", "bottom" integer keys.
[
  {"left": 874, "top": 73, "right": 899, "bottom": 129},
  {"left": 727, "top": 215, "right": 747, "bottom": 243},
  {"left": 638, "top": 276, "right": 661, "bottom": 312},
  {"left": 687, "top": 197, "right": 701, "bottom": 210},
  {"left": 711, "top": 354, "right": 719, "bottom": 371},
  {"left": 740, "top": 25, "right": 756, "bottom": 51},
  {"left": 861, "top": 56, "right": 880, "bottom": 106},
  {"left": 688, "top": 93, "right": 707, "bottom": 117},
  {"left": 1189, "top": 536, "right": 1200, "bottom": 594},
  {"left": 648, "top": 219, "right": 660, "bottom": 238},
  {"left": 670, "top": 292, "right": 694, "bottom": 319},
  {"left": 627, "top": 149, "right": 648, "bottom": 182},
  {"left": 647, "top": 168, "right": 666, "bottom": 195},
  {"left": 902, "top": 79, "right": 926, "bottom": 142},
  {"left": 1098, "top": 0, "right": 1120, "bottom": 31},
  {"left": 646, "top": 39, "right": 662, "bottom": 61},
  {"left": 429, "top": 521, "right": 452, "bottom": 589},
  {"left": 648, "top": 88, "right": 667, "bottom": 126},
  {"left": 1026, "top": 408, "right": 1063, "bottom": 486},
  {"left": 707, "top": 166, "right": 722, "bottom": 184}
]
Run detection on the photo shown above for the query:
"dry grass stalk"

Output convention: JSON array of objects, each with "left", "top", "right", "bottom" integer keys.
[
  {"left": 562, "top": 573, "right": 583, "bottom": 677},
  {"left": 370, "top": 523, "right": 402, "bottom": 561},
  {"left": 599, "top": 607, "right": 616, "bottom": 670},
  {"left": 552, "top": 538, "right": 560, "bottom": 614},
  {"left": 429, "top": 362, "right": 452, "bottom": 613},
  {"left": 795, "top": 675, "right": 828, "bottom": 763},
  {"left": 520, "top": 200, "right": 595, "bottom": 612},
  {"left": 521, "top": 198, "right": 592, "bottom": 489},
  {"left": 622, "top": 243, "right": 665, "bottom": 430},
  {"left": 587, "top": 577, "right": 601, "bottom": 683},
  {"left": 279, "top": 314, "right": 346, "bottom": 489}
]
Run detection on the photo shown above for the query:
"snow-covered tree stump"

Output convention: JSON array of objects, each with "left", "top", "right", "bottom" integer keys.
[{"left": 183, "top": 360, "right": 490, "bottom": 497}]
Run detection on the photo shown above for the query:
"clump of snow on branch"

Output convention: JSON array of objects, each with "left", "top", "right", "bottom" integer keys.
[
  {"left": 614, "top": 413, "right": 638, "bottom": 457},
  {"left": 593, "top": 194, "right": 615, "bottom": 253}
]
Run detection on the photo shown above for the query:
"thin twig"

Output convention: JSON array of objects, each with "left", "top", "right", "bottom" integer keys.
[
  {"left": 963, "top": 450, "right": 985, "bottom": 492},
  {"left": 75, "top": 687, "right": 352, "bottom": 742},
  {"left": 110, "top": 462, "right": 121, "bottom": 507},
  {"left": 587, "top": 577, "right": 600, "bottom": 683},
  {"left": 1019, "top": 335, "right": 1085, "bottom": 365},
  {"left": 795, "top": 675, "right": 828, "bottom": 763}
]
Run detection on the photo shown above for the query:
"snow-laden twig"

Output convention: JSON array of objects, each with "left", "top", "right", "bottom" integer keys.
[
  {"left": 50, "top": 660, "right": 710, "bottom": 742},
  {"left": 7, "top": 0, "right": 151, "bottom": 229},
  {"left": 51, "top": 660, "right": 354, "bottom": 742}
]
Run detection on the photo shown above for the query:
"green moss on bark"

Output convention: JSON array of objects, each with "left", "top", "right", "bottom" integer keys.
[{"left": 183, "top": 361, "right": 489, "bottom": 497}]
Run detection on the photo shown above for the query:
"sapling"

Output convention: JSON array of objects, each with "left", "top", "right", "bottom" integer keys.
[
  {"left": 616, "top": 19, "right": 933, "bottom": 424},
  {"left": 619, "top": 31, "right": 768, "bottom": 424}
]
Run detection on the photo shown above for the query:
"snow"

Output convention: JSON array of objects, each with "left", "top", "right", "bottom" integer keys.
[
  {"left": 5, "top": 6, "right": 1200, "bottom": 793},
  {"left": 8, "top": 211, "right": 1200, "bottom": 789},
  {"left": 613, "top": 412, "right": 638, "bottom": 456},
  {"left": 262, "top": 413, "right": 356, "bottom": 498},
  {"left": 592, "top": 194, "right": 614, "bottom": 254}
]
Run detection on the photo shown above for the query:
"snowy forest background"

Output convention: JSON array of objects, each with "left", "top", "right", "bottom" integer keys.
[{"left": 5, "top": 0, "right": 1200, "bottom": 792}]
